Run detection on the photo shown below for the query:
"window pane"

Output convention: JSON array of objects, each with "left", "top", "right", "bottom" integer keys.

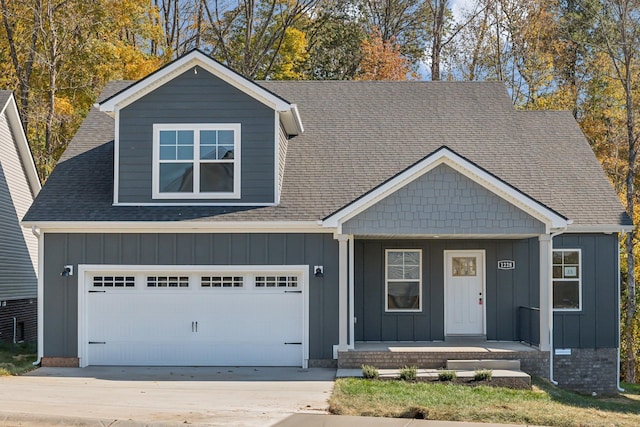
[
  {"left": 177, "top": 146, "right": 193, "bottom": 160},
  {"left": 387, "top": 265, "right": 404, "bottom": 280},
  {"left": 218, "top": 130, "right": 234, "bottom": 145},
  {"left": 452, "top": 257, "right": 476, "bottom": 276},
  {"left": 219, "top": 145, "right": 234, "bottom": 159},
  {"left": 160, "top": 146, "right": 176, "bottom": 160},
  {"left": 159, "top": 131, "right": 175, "bottom": 145},
  {"left": 200, "top": 145, "right": 217, "bottom": 160},
  {"left": 387, "top": 251, "right": 404, "bottom": 265},
  {"left": 404, "top": 251, "right": 420, "bottom": 265},
  {"left": 388, "top": 282, "right": 420, "bottom": 309},
  {"left": 552, "top": 251, "right": 562, "bottom": 264},
  {"left": 200, "top": 163, "right": 233, "bottom": 192},
  {"left": 553, "top": 266, "right": 563, "bottom": 279},
  {"left": 159, "top": 163, "right": 193, "bottom": 192},
  {"left": 177, "top": 130, "right": 194, "bottom": 145},
  {"left": 404, "top": 265, "right": 420, "bottom": 280},
  {"left": 553, "top": 280, "right": 579, "bottom": 309},
  {"left": 564, "top": 251, "right": 579, "bottom": 264},
  {"left": 201, "top": 130, "right": 217, "bottom": 145},
  {"left": 564, "top": 266, "right": 578, "bottom": 278}
]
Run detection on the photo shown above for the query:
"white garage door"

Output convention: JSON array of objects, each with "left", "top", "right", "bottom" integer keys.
[{"left": 83, "top": 269, "right": 305, "bottom": 367}]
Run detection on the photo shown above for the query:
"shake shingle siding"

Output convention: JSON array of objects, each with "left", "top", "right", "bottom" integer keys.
[{"left": 24, "top": 81, "right": 630, "bottom": 227}]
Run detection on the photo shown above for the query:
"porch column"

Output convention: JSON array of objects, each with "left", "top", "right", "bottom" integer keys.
[
  {"left": 539, "top": 234, "right": 552, "bottom": 351},
  {"left": 337, "top": 234, "right": 349, "bottom": 351}
]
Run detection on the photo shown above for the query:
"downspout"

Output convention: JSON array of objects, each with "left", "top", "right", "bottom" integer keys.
[
  {"left": 13, "top": 317, "right": 17, "bottom": 344},
  {"left": 31, "top": 225, "right": 42, "bottom": 366},
  {"left": 548, "top": 225, "right": 569, "bottom": 385},
  {"left": 617, "top": 231, "right": 625, "bottom": 392}
]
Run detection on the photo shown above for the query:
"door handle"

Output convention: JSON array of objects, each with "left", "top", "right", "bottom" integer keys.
[
  {"left": 195, "top": 321, "right": 198, "bottom": 332},
  {"left": 191, "top": 321, "right": 194, "bottom": 332}
]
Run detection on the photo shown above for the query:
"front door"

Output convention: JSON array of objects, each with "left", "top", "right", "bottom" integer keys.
[{"left": 445, "top": 250, "right": 485, "bottom": 335}]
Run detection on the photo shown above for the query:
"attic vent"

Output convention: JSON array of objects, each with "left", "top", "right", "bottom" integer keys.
[
  {"left": 255, "top": 276, "right": 298, "bottom": 288},
  {"left": 146, "top": 276, "right": 189, "bottom": 288},
  {"left": 201, "top": 276, "right": 244, "bottom": 288},
  {"left": 93, "top": 276, "right": 135, "bottom": 287}
]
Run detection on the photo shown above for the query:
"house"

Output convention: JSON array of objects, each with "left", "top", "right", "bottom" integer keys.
[
  {"left": 0, "top": 91, "right": 40, "bottom": 344},
  {"left": 23, "top": 51, "right": 632, "bottom": 394}
]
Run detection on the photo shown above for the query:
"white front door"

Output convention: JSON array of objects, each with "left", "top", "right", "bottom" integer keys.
[{"left": 445, "top": 251, "right": 485, "bottom": 335}]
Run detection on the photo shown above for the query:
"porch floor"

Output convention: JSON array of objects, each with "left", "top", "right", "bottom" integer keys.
[{"left": 352, "top": 338, "right": 538, "bottom": 353}]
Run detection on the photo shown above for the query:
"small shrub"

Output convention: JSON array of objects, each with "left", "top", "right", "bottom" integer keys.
[
  {"left": 438, "top": 369, "right": 457, "bottom": 381},
  {"left": 399, "top": 366, "right": 417, "bottom": 381},
  {"left": 474, "top": 369, "right": 493, "bottom": 381},
  {"left": 361, "top": 364, "right": 379, "bottom": 379}
]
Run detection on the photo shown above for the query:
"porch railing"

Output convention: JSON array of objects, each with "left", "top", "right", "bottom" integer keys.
[{"left": 518, "top": 306, "right": 540, "bottom": 347}]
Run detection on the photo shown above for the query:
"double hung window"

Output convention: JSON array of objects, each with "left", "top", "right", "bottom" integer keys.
[
  {"left": 552, "top": 249, "right": 581, "bottom": 310},
  {"left": 385, "top": 249, "right": 422, "bottom": 311},
  {"left": 153, "top": 124, "right": 240, "bottom": 199}
]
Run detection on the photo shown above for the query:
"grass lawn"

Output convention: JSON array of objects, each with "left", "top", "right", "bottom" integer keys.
[
  {"left": 0, "top": 342, "right": 37, "bottom": 376},
  {"left": 329, "top": 377, "right": 640, "bottom": 427}
]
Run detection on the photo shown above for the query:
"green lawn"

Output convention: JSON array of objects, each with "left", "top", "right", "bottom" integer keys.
[
  {"left": 329, "top": 377, "right": 640, "bottom": 427},
  {"left": 0, "top": 342, "right": 37, "bottom": 376}
]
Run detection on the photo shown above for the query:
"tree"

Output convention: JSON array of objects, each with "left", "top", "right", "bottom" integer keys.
[
  {"left": 356, "top": 28, "right": 413, "bottom": 80},
  {"left": 598, "top": 0, "right": 640, "bottom": 382}
]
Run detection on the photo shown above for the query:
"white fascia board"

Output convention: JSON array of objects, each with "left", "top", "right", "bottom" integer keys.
[
  {"left": 323, "top": 148, "right": 568, "bottom": 230},
  {"left": 2, "top": 94, "right": 41, "bottom": 196},
  {"left": 98, "top": 51, "right": 291, "bottom": 113},
  {"left": 21, "top": 220, "right": 329, "bottom": 234},
  {"left": 566, "top": 224, "right": 635, "bottom": 233}
]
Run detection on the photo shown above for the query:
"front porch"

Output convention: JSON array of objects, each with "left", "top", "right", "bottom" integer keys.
[{"left": 337, "top": 338, "right": 549, "bottom": 378}]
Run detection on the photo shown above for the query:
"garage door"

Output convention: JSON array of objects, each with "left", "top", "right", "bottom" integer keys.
[{"left": 83, "top": 269, "right": 305, "bottom": 367}]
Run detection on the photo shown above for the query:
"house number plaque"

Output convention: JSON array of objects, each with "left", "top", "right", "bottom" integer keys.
[{"left": 498, "top": 260, "right": 515, "bottom": 270}]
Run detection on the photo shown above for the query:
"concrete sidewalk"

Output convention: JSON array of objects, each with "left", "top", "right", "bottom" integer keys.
[{"left": 0, "top": 412, "right": 543, "bottom": 426}]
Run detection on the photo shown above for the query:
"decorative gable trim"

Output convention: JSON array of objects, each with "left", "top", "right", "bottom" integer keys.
[
  {"left": 0, "top": 93, "right": 40, "bottom": 197},
  {"left": 322, "top": 146, "right": 569, "bottom": 234},
  {"left": 97, "top": 49, "right": 303, "bottom": 136}
]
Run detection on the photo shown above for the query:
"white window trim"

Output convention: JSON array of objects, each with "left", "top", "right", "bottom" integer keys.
[
  {"left": 385, "top": 249, "right": 422, "bottom": 312},
  {"left": 152, "top": 123, "right": 241, "bottom": 199},
  {"left": 552, "top": 248, "right": 582, "bottom": 312}
]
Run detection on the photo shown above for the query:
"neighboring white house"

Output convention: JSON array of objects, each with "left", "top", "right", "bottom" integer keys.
[{"left": 0, "top": 91, "right": 40, "bottom": 343}]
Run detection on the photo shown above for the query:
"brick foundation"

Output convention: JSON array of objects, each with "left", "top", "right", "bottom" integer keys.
[
  {"left": 0, "top": 298, "right": 37, "bottom": 344},
  {"left": 553, "top": 348, "right": 618, "bottom": 395},
  {"left": 41, "top": 357, "right": 80, "bottom": 367}
]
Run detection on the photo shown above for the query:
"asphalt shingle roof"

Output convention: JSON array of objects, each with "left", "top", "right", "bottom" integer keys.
[
  {"left": 0, "top": 91, "right": 12, "bottom": 109},
  {"left": 24, "top": 80, "right": 631, "bottom": 226}
]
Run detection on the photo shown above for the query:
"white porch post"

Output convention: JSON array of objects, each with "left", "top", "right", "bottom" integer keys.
[
  {"left": 337, "top": 234, "right": 349, "bottom": 351},
  {"left": 539, "top": 234, "right": 552, "bottom": 352}
]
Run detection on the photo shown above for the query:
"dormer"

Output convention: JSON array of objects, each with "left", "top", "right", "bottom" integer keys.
[{"left": 98, "top": 50, "right": 303, "bottom": 206}]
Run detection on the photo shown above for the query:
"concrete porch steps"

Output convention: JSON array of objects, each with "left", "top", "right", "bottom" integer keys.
[
  {"left": 446, "top": 359, "right": 521, "bottom": 370},
  {"left": 336, "top": 367, "right": 532, "bottom": 389}
]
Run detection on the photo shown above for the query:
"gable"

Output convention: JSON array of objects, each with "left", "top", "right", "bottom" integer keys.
[
  {"left": 342, "top": 163, "right": 545, "bottom": 236},
  {"left": 116, "top": 67, "right": 277, "bottom": 205}
]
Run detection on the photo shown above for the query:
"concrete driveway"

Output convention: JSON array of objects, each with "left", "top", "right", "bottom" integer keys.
[{"left": 0, "top": 366, "right": 335, "bottom": 426}]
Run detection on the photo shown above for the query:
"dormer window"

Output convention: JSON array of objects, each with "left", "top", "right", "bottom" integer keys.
[{"left": 152, "top": 124, "right": 241, "bottom": 199}]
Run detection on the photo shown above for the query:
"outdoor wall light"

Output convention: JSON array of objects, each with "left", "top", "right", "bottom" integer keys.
[
  {"left": 61, "top": 265, "right": 73, "bottom": 277},
  {"left": 314, "top": 266, "right": 324, "bottom": 277}
]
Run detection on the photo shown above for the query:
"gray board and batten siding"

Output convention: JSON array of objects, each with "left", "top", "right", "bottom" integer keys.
[
  {"left": 355, "top": 234, "right": 619, "bottom": 349},
  {"left": 0, "top": 106, "right": 37, "bottom": 301},
  {"left": 343, "top": 164, "right": 546, "bottom": 236},
  {"left": 118, "top": 67, "right": 276, "bottom": 204},
  {"left": 42, "top": 232, "right": 339, "bottom": 361}
]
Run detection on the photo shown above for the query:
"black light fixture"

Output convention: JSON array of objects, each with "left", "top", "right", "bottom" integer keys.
[
  {"left": 60, "top": 265, "right": 73, "bottom": 277},
  {"left": 314, "top": 266, "right": 324, "bottom": 277}
]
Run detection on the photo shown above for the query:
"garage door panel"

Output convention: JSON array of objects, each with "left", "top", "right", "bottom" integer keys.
[{"left": 86, "top": 270, "right": 305, "bottom": 367}]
